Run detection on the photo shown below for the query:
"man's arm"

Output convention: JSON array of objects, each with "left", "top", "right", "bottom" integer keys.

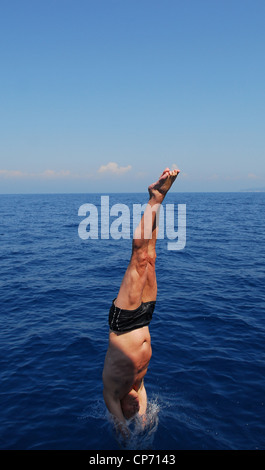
[
  {"left": 103, "top": 389, "right": 130, "bottom": 437},
  {"left": 103, "top": 389, "right": 126, "bottom": 423}
]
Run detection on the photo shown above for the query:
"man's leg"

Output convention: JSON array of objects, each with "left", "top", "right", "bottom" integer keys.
[
  {"left": 115, "top": 168, "right": 179, "bottom": 310},
  {"left": 114, "top": 199, "right": 160, "bottom": 310}
]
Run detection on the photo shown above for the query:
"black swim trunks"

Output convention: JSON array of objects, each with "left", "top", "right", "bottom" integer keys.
[{"left": 108, "top": 298, "right": 156, "bottom": 333}]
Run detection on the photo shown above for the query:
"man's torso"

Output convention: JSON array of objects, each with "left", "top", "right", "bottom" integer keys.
[{"left": 103, "top": 326, "right": 152, "bottom": 399}]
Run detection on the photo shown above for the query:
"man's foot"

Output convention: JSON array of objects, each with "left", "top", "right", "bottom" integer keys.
[{"left": 148, "top": 167, "right": 180, "bottom": 203}]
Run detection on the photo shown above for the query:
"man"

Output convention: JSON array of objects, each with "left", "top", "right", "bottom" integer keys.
[{"left": 102, "top": 167, "right": 180, "bottom": 427}]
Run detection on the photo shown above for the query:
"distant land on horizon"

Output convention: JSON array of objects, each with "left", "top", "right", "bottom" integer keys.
[{"left": 240, "top": 187, "right": 265, "bottom": 192}]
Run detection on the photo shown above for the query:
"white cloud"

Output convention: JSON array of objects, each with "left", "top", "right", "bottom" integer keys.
[
  {"left": 0, "top": 169, "right": 73, "bottom": 179},
  {"left": 171, "top": 163, "right": 179, "bottom": 171},
  {"left": 98, "top": 162, "right": 132, "bottom": 175},
  {"left": 0, "top": 164, "right": 133, "bottom": 181},
  {"left": 248, "top": 173, "right": 259, "bottom": 179},
  {"left": 40, "top": 169, "right": 71, "bottom": 179},
  {"left": 0, "top": 169, "right": 27, "bottom": 178},
  {"left": 207, "top": 173, "right": 219, "bottom": 180}
]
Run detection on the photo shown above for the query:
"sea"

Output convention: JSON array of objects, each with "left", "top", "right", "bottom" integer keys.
[{"left": 0, "top": 192, "right": 265, "bottom": 450}]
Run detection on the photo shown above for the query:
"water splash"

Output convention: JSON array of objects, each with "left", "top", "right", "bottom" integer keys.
[
  {"left": 78, "top": 397, "right": 160, "bottom": 450},
  {"left": 113, "top": 397, "right": 160, "bottom": 450}
]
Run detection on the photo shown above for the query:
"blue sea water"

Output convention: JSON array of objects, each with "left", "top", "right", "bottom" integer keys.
[{"left": 0, "top": 192, "right": 265, "bottom": 450}]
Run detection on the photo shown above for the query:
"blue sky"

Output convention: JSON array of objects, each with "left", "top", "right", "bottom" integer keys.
[{"left": 1, "top": 0, "right": 265, "bottom": 193}]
